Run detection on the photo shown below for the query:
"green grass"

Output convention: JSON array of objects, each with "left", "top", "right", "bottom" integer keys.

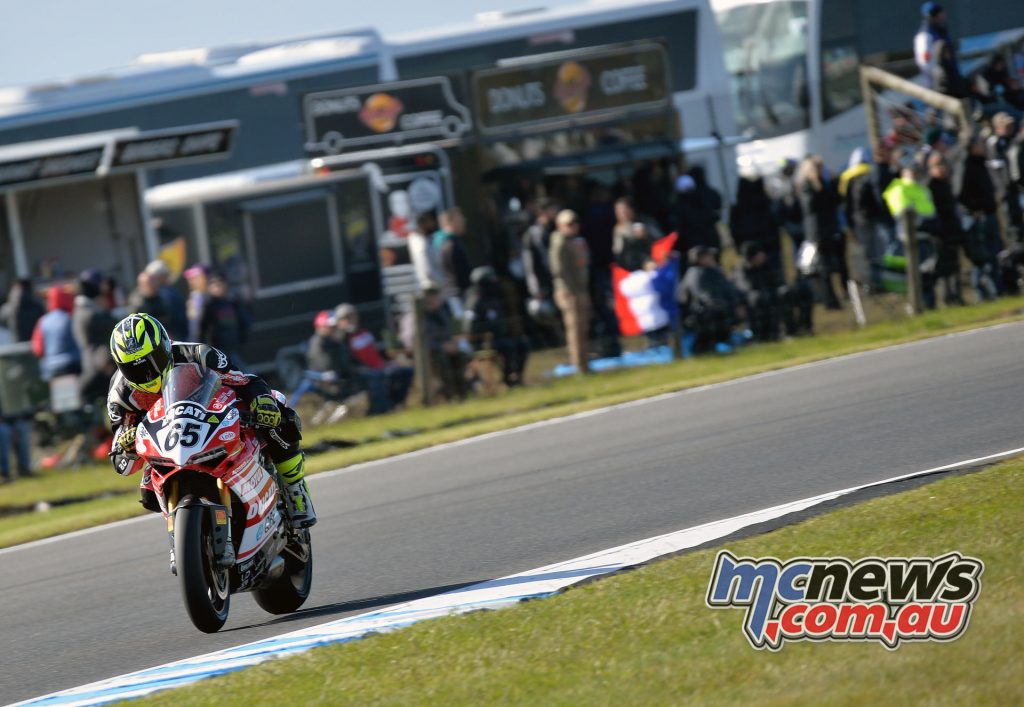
[
  {"left": 0, "top": 495, "right": 141, "bottom": 548},
  {"left": 2, "top": 296, "right": 1023, "bottom": 549},
  {"left": 142, "top": 457, "right": 1024, "bottom": 706}
]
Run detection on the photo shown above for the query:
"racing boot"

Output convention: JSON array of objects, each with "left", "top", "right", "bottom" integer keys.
[{"left": 278, "top": 453, "right": 317, "bottom": 528}]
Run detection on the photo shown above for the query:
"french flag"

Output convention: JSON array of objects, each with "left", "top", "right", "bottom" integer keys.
[{"left": 611, "top": 233, "right": 679, "bottom": 337}]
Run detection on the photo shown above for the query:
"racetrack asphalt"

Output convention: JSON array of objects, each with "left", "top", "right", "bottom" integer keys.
[{"left": 2, "top": 322, "right": 1022, "bottom": 704}]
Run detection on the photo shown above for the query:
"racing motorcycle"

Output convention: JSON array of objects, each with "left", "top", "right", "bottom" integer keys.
[{"left": 134, "top": 362, "right": 313, "bottom": 633}]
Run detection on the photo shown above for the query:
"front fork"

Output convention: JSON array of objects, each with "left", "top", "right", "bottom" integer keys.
[{"left": 164, "top": 478, "right": 236, "bottom": 576}]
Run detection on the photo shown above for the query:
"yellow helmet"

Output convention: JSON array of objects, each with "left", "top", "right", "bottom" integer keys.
[{"left": 109, "top": 313, "right": 172, "bottom": 393}]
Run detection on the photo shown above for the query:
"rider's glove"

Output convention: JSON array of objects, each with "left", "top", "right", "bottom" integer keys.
[
  {"left": 250, "top": 394, "right": 282, "bottom": 429},
  {"left": 115, "top": 425, "right": 139, "bottom": 459}
]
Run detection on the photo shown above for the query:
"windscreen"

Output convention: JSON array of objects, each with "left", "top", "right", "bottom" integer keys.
[
  {"left": 715, "top": 0, "right": 810, "bottom": 139},
  {"left": 162, "top": 363, "right": 221, "bottom": 411}
]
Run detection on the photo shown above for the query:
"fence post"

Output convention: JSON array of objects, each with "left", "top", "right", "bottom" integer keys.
[
  {"left": 859, "top": 67, "right": 881, "bottom": 154},
  {"left": 412, "top": 295, "right": 433, "bottom": 407},
  {"left": 900, "top": 208, "right": 924, "bottom": 315}
]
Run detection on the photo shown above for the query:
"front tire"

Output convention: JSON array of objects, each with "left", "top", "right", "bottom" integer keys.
[
  {"left": 176, "top": 505, "right": 231, "bottom": 633},
  {"left": 253, "top": 533, "right": 313, "bottom": 615}
]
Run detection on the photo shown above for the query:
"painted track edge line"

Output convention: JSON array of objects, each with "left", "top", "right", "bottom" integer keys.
[{"left": 10, "top": 444, "right": 1021, "bottom": 707}]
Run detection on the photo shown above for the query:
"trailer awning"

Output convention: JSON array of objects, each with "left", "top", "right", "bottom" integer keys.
[
  {"left": 482, "top": 138, "right": 677, "bottom": 179},
  {"left": 0, "top": 121, "right": 238, "bottom": 191}
]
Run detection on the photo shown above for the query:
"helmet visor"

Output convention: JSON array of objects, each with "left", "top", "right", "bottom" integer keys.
[{"left": 120, "top": 345, "right": 171, "bottom": 390}]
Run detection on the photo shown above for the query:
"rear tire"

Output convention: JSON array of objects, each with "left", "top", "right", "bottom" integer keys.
[
  {"left": 176, "top": 505, "right": 231, "bottom": 633},
  {"left": 253, "top": 534, "right": 313, "bottom": 615}
]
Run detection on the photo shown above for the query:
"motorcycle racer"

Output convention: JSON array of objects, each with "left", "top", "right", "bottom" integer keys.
[{"left": 106, "top": 312, "right": 316, "bottom": 528}]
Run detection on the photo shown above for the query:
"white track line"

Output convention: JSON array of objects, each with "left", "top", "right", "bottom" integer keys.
[
  {"left": 10, "top": 444, "right": 1020, "bottom": 707},
  {"left": 1, "top": 319, "right": 1019, "bottom": 558}
]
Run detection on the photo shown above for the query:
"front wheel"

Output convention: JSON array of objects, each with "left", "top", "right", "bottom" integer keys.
[
  {"left": 175, "top": 505, "right": 231, "bottom": 633},
  {"left": 253, "top": 533, "right": 313, "bottom": 615}
]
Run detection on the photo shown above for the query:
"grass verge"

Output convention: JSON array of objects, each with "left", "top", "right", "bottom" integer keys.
[
  {"left": 143, "top": 457, "right": 1024, "bottom": 706},
  {"left": 2, "top": 296, "right": 1023, "bottom": 549}
]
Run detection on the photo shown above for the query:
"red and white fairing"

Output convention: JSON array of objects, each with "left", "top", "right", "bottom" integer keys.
[{"left": 136, "top": 364, "right": 281, "bottom": 563}]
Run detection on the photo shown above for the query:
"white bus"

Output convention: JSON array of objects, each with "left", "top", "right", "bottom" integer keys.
[
  {"left": 711, "top": 0, "right": 1024, "bottom": 174},
  {"left": 385, "top": 0, "right": 742, "bottom": 197}
]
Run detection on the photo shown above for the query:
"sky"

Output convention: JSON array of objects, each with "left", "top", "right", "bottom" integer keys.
[{"left": 0, "top": 0, "right": 580, "bottom": 89}]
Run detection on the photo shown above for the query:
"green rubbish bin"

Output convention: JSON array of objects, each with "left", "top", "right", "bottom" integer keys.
[{"left": 0, "top": 343, "right": 47, "bottom": 417}]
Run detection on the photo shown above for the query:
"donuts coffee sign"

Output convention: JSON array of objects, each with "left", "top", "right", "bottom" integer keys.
[
  {"left": 473, "top": 43, "right": 670, "bottom": 133},
  {"left": 304, "top": 77, "right": 472, "bottom": 155}
]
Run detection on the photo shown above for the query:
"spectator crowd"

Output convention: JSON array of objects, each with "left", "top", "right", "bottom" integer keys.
[{"left": 2, "top": 3, "right": 1023, "bottom": 480}]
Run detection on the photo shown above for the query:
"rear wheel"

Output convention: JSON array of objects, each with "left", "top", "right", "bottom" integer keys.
[
  {"left": 176, "top": 505, "right": 231, "bottom": 633},
  {"left": 253, "top": 533, "right": 313, "bottom": 615}
]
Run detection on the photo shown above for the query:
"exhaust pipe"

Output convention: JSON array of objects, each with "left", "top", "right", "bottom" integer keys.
[{"left": 262, "top": 556, "right": 286, "bottom": 585}]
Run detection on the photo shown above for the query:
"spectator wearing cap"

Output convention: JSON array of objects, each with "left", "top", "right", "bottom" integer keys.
[
  {"left": 143, "top": 259, "right": 188, "bottom": 339},
  {"left": 336, "top": 303, "right": 414, "bottom": 413},
  {"left": 31, "top": 285, "right": 80, "bottom": 382},
  {"left": 1, "top": 278, "right": 45, "bottom": 343},
  {"left": 672, "top": 171, "right": 722, "bottom": 266},
  {"left": 199, "top": 272, "right": 250, "bottom": 367},
  {"left": 183, "top": 264, "right": 210, "bottom": 341},
  {"left": 550, "top": 209, "right": 591, "bottom": 373},
  {"left": 840, "top": 147, "right": 890, "bottom": 290},
  {"left": 463, "top": 267, "right": 530, "bottom": 387},
  {"left": 915, "top": 2, "right": 957, "bottom": 90},
  {"left": 72, "top": 270, "right": 116, "bottom": 403},
  {"left": 305, "top": 310, "right": 362, "bottom": 408}
]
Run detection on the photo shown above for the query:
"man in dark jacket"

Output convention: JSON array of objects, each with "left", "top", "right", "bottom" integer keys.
[
  {"left": 463, "top": 266, "right": 529, "bottom": 387},
  {"left": 1, "top": 279, "right": 45, "bottom": 343},
  {"left": 434, "top": 207, "right": 472, "bottom": 316},
  {"left": 405, "top": 287, "right": 469, "bottom": 401},
  {"left": 957, "top": 136, "right": 1001, "bottom": 300},
  {"left": 987, "top": 113, "right": 1022, "bottom": 247},
  {"left": 676, "top": 246, "right": 740, "bottom": 355},
  {"left": 733, "top": 242, "right": 783, "bottom": 342},
  {"left": 672, "top": 171, "right": 722, "bottom": 255},
  {"left": 798, "top": 156, "right": 847, "bottom": 309},
  {"left": 126, "top": 272, "right": 169, "bottom": 322},
  {"left": 199, "top": 273, "right": 250, "bottom": 368},
  {"left": 72, "top": 270, "right": 116, "bottom": 403},
  {"left": 926, "top": 152, "right": 966, "bottom": 305},
  {"left": 144, "top": 260, "right": 189, "bottom": 340},
  {"left": 730, "top": 176, "right": 782, "bottom": 275},
  {"left": 521, "top": 199, "right": 558, "bottom": 304}
]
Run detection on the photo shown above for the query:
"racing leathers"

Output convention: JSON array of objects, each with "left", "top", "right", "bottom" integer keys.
[{"left": 107, "top": 341, "right": 316, "bottom": 528}]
